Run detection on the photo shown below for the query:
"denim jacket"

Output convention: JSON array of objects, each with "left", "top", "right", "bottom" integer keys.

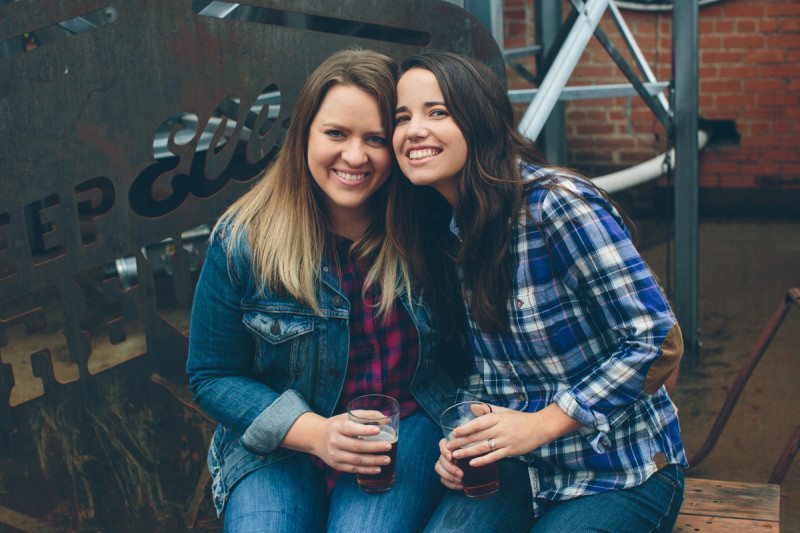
[{"left": 187, "top": 229, "right": 457, "bottom": 514}]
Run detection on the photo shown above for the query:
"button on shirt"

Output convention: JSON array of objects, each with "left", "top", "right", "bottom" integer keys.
[{"left": 456, "top": 164, "right": 687, "bottom": 514}]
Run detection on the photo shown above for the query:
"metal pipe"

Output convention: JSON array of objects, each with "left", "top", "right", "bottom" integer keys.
[
  {"left": 508, "top": 81, "right": 670, "bottom": 102},
  {"left": 769, "top": 424, "right": 800, "bottom": 485},
  {"left": 578, "top": 14, "right": 672, "bottom": 130},
  {"left": 673, "top": 0, "right": 700, "bottom": 357},
  {"left": 518, "top": 0, "right": 611, "bottom": 141},
  {"left": 593, "top": 131, "right": 707, "bottom": 193},
  {"left": 688, "top": 288, "right": 800, "bottom": 468},
  {"left": 535, "top": 0, "right": 566, "bottom": 164},
  {"left": 616, "top": 0, "right": 728, "bottom": 12},
  {"left": 503, "top": 45, "right": 541, "bottom": 62}
]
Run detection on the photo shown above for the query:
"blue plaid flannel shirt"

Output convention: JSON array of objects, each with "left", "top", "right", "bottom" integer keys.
[{"left": 455, "top": 163, "right": 687, "bottom": 514}]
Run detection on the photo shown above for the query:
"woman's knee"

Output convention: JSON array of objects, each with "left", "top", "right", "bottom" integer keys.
[
  {"left": 532, "top": 466, "right": 685, "bottom": 533},
  {"left": 223, "top": 457, "right": 328, "bottom": 532}
]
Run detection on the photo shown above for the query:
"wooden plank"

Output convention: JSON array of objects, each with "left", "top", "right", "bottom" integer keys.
[
  {"left": 681, "top": 478, "right": 781, "bottom": 522},
  {"left": 674, "top": 513, "right": 780, "bottom": 532}
]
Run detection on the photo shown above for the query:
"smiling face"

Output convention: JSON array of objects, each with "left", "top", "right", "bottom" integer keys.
[
  {"left": 393, "top": 68, "right": 468, "bottom": 206},
  {"left": 307, "top": 84, "right": 392, "bottom": 237}
]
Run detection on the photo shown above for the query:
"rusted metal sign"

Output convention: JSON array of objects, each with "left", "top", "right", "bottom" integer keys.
[{"left": 0, "top": 0, "right": 502, "bottom": 528}]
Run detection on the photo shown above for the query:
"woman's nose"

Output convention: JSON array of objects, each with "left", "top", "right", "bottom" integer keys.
[
  {"left": 342, "top": 141, "right": 367, "bottom": 166},
  {"left": 406, "top": 118, "right": 428, "bottom": 140}
]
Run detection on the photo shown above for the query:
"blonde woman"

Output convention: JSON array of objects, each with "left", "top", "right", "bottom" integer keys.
[{"left": 187, "top": 49, "right": 454, "bottom": 531}]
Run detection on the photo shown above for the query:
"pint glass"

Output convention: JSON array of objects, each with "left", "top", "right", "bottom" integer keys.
[
  {"left": 440, "top": 401, "right": 500, "bottom": 499},
  {"left": 347, "top": 394, "right": 400, "bottom": 493}
]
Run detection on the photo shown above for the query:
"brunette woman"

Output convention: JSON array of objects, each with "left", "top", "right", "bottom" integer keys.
[{"left": 390, "top": 50, "right": 686, "bottom": 532}]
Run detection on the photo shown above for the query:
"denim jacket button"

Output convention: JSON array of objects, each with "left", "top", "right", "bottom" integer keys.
[
  {"left": 333, "top": 295, "right": 344, "bottom": 307},
  {"left": 270, "top": 323, "right": 281, "bottom": 335}
]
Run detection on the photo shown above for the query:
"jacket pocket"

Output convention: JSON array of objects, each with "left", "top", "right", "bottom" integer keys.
[{"left": 243, "top": 312, "right": 315, "bottom": 389}]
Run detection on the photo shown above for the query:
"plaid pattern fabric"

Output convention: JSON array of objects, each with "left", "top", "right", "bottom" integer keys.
[
  {"left": 456, "top": 163, "right": 687, "bottom": 514},
  {"left": 314, "top": 237, "right": 419, "bottom": 491},
  {"left": 332, "top": 237, "right": 420, "bottom": 418}
]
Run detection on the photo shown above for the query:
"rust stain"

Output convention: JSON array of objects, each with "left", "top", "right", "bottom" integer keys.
[{"left": 75, "top": 122, "right": 131, "bottom": 172}]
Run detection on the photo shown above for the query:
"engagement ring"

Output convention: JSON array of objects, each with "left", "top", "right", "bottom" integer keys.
[{"left": 487, "top": 438, "right": 495, "bottom": 452}]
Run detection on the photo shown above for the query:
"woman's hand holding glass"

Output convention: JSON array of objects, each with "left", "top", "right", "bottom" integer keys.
[
  {"left": 434, "top": 437, "right": 464, "bottom": 490},
  {"left": 310, "top": 413, "right": 392, "bottom": 475},
  {"left": 441, "top": 404, "right": 581, "bottom": 469}
]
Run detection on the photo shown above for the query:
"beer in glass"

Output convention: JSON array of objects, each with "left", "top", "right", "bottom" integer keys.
[
  {"left": 347, "top": 394, "right": 400, "bottom": 493},
  {"left": 440, "top": 401, "right": 499, "bottom": 499}
]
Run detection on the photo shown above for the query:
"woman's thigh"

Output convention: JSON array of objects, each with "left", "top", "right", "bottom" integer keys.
[
  {"left": 327, "top": 412, "right": 444, "bottom": 533},
  {"left": 424, "top": 458, "right": 536, "bottom": 533},
  {"left": 223, "top": 453, "right": 328, "bottom": 533},
  {"left": 532, "top": 465, "right": 685, "bottom": 533}
]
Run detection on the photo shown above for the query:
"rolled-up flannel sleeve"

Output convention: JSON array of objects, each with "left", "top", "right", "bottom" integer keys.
[{"left": 538, "top": 185, "right": 683, "bottom": 451}]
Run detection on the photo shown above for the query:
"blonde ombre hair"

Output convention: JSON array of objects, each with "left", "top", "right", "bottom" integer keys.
[{"left": 215, "top": 49, "right": 410, "bottom": 315}]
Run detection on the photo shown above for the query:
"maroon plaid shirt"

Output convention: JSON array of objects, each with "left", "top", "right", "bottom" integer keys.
[{"left": 313, "top": 237, "right": 420, "bottom": 489}]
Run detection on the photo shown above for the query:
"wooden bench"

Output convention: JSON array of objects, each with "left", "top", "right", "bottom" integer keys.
[
  {"left": 674, "top": 478, "right": 781, "bottom": 531},
  {"left": 152, "top": 374, "right": 786, "bottom": 531}
]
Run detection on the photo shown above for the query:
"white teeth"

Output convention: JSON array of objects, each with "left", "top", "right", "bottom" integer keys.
[
  {"left": 334, "top": 170, "right": 367, "bottom": 182},
  {"left": 408, "top": 148, "right": 441, "bottom": 160}
]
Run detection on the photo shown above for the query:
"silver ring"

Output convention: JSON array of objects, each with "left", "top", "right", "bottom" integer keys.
[{"left": 487, "top": 438, "right": 495, "bottom": 452}]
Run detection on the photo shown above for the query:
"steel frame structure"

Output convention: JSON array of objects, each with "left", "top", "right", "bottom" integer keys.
[{"left": 461, "top": 0, "right": 701, "bottom": 357}]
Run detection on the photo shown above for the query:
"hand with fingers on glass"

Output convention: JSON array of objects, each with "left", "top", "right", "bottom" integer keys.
[
  {"left": 311, "top": 412, "right": 393, "bottom": 475},
  {"left": 434, "top": 437, "right": 464, "bottom": 490},
  {"left": 445, "top": 404, "right": 582, "bottom": 468}
]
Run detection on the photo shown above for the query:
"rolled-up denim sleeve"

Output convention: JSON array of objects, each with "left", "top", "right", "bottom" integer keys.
[
  {"left": 186, "top": 233, "right": 311, "bottom": 454},
  {"left": 538, "top": 184, "right": 683, "bottom": 452}
]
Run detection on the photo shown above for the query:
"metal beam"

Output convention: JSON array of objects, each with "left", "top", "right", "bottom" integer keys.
[
  {"left": 608, "top": 1, "right": 669, "bottom": 113},
  {"left": 464, "top": 0, "right": 504, "bottom": 48},
  {"left": 503, "top": 45, "right": 541, "bottom": 62},
  {"left": 565, "top": 0, "right": 671, "bottom": 131},
  {"left": 673, "top": 0, "right": 700, "bottom": 357},
  {"left": 587, "top": 21, "right": 672, "bottom": 131},
  {"left": 535, "top": 0, "right": 566, "bottom": 164},
  {"left": 509, "top": 81, "right": 670, "bottom": 102},
  {"left": 518, "top": 0, "right": 610, "bottom": 141}
]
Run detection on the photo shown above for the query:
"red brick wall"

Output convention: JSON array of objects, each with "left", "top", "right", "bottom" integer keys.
[{"left": 503, "top": 0, "right": 800, "bottom": 189}]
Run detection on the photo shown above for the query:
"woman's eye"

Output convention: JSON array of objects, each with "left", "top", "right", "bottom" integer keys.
[
  {"left": 368, "top": 136, "right": 388, "bottom": 147},
  {"left": 325, "top": 129, "right": 344, "bottom": 139},
  {"left": 431, "top": 109, "right": 449, "bottom": 118},
  {"left": 394, "top": 115, "right": 409, "bottom": 125}
]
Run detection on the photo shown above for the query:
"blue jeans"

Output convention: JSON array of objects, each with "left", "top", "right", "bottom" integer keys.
[
  {"left": 533, "top": 465, "right": 684, "bottom": 532},
  {"left": 224, "top": 412, "right": 444, "bottom": 532},
  {"left": 425, "top": 461, "right": 684, "bottom": 533},
  {"left": 423, "top": 458, "right": 538, "bottom": 532}
]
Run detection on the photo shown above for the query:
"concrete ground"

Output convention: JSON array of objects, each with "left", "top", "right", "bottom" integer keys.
[{"left": 639, "top": 219, "right": 800, "bottom": 529}]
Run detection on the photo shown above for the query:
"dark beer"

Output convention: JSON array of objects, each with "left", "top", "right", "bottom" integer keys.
[
  {"left": 456, "top": 453, "right": 499, "bottom": 499},
  {"left": 441, "top": 402, "right": 500, "bottom": 499},
  {"left": 356, "top": 426, "right": 398, "bottom": 493}
]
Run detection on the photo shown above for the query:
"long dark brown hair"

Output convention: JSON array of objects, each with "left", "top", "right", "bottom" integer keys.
[{"left": 389, "top": 50, "right": 633, "bottom": 335}]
